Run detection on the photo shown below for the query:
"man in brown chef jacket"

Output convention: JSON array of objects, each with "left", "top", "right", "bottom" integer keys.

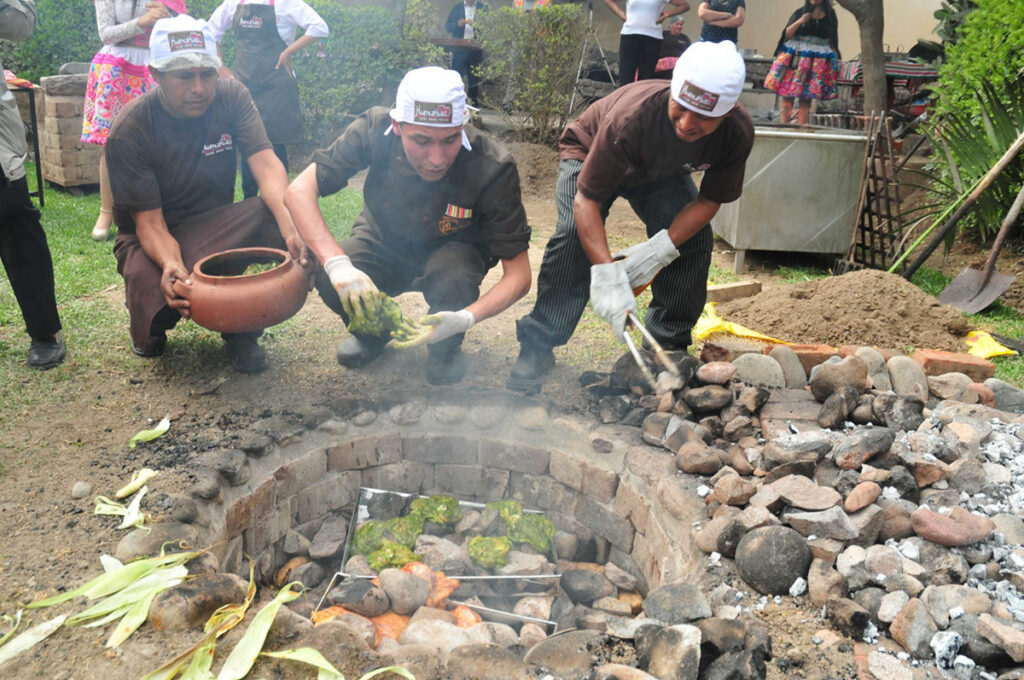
[
  {"left": 107, "top": 15, "right": 307, "bottom": 373},
  {"left": 285, "top": 66, "right": 531, "bottom": 385},
  {"left": 508, "top": 40, "right": 753, "bottom": 393}
]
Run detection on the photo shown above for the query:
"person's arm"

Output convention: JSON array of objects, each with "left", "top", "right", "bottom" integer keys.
[
  {"left": 134, "top": 208, "right": 193, "bottom": 318},
  {"left": 276, "top": 33, "right": 319, "bottom": 72},
  {"left": 283, "top": 163, "right": 345, "bottom": 264},
  {"left": 209, "top": 0, "right": 236, "bottom": 78},
  {"left": 574, "top": 193, "right": 613, "bottom": 265},
  {"left": 276, "top": 0, "right": 329, "bottom": 71},
  {"left": 708, "top": 5, "right": 744, "bottom": 27},
  {"left": 784, "top": 11, "right": 810, "bottom": 40},
  {"left": 247, "top": 148, "right": 308, "bottom": 264},
  {"left": 444, "top": 3, "right": 464, "bottom": 36},
  {"left": 697, "top": 2, "right": 731, "bottom": 22},
  {"left": 658, "top": 0, "right": 690, "bottom": 24},
  {"left": 666, "top": 195, "right": 720, "bottom": 245},
  {"left": 465, "top": 250, "right": 530, "bottom": 323},
  {"left": 96, "top": 0, "right": 169, "bottom": 45},
  {"left": 604, "top": 0, "right": 627, "bottom": 22}
]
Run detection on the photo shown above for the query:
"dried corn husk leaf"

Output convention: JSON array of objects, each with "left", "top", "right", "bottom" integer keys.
[
  {"left": 358, "top": 666, "right": 416, "bottom": 680},
  {"left": 216, "top": 582, "right": 303, "bottom": 680},
  {"left": 0, "top": 614, "right": 67, "bottom": 667},
  {"left": 0, "top": 611, "right": 23, "bottom": 648},
  {"left": 262, "top": 648, "right": 343, "bottom": 680},
  {"left": 99, "top": 555, "right": 124, "bottom": 572},
  {"left": 93, "top": 485, "right": 150, "bottom": 531},
  {"left": 116, "top": 468, "right": 159, "bottom": 499},
  {"left": 130, "top": 417, "right": 170, "bottom": 449},
  {"left": 27, "top": 549, "right": 199, "bottom": 609},
  {"left": 142, "top": 561, "right": 256, "bottom": 680}
]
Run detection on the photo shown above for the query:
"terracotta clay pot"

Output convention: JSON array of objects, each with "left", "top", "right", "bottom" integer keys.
[{"left": 173, "top": 247, "right": 310, "bottom": 333}]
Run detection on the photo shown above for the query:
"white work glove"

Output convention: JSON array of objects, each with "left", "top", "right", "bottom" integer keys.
[
  {"left": 613, "top": 229, "right": 680, "bottom": 291},
  {"left": 590, "top": 261, "right": 638, "bottom": 342},
  {"left": 323, "top": 254, "right": 380, "bottom": 320},
  {"left": 392, "top": 309, "right": 476, "bottom": 348}
]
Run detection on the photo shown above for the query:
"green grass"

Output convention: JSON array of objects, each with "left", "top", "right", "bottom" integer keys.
[{"left": 776, "top": 265, "right": 829, "bottom": 284}]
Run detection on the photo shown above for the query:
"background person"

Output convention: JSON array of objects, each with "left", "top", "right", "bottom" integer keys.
[
  {"left": 1, "top": 0, "right": 65, "bottom": 368},
  {"left": 107, "top": 15, "right": 306, "bottom": 373},
  {"left": 698, "top": 0, "right": 744, "bottom": 44},
  {"left": 764, "top": 0, "right": 839, "bottom": 124},
  {"left": 655, "top": 16, "right": 691, "bottom": 78},
  {"left": 507, "top": 41, "right": 752, "bottom": 393},
  {"left": 208, "top": 0, "right": 327, "bottom": 199},
  {"left": 285, "top": 67, "right": 531, "bottom": 385},
  {"left": 605, "top": 0, "right": 689, "bottom": 85},
  {"left": 445, "top": 0, "right": 487, "bottom": 105},
  {"left": 83, "top": 0, "right": 186, "bottom": 242}
]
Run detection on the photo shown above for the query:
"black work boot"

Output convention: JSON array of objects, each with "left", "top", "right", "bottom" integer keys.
[
  {"left": 506, "top": 343, "right": 554, "bottom": 393},
  {"left": 336, "top": 334, "right": 387, "bottom": 368},
  {"left": 224, "top": 333, "right": 268, "bottom": 374},
  {"left": 28, "top": 332, "right": 65, "bottom": 370},
  {"left": 426, "top": 344, "right": 467, "bottom": 385}
]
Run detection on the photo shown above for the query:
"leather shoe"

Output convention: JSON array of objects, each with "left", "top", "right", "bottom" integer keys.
[
  {"left": 28, "top": 332, "right": 65, "bottom": 369},
  {"left": 506, "top": 344, "right": 554, "bottom": 392},
  {"left": 336, "top": 335, "right": 387, "bottom": 368},
  {"left": 224, "top": 335, "right": 268, "bottom": 374},
  {"left": 131, "top": 333, "right": 167, "bottom": 357},
  {"left": 426, "top": 347, "right": 466, "bottom": 385}
]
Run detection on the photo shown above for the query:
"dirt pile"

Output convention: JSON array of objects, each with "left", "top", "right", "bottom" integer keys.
[
  {"left": 507, "top": 142, "right": 559, "bottom": 198},
  {"left": 717, "top": 269, "right": 973, "bottom": 352}
]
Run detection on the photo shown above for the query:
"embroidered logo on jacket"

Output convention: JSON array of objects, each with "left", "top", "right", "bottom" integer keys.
[
  {"left": 168, "top": 31, "right": 207, "bottom": 52},
  {"left": 238, "top": 16, "right": 263, "bottom": 28},
  {"left": 413, "top": 101, "right": 454, "bottom": 125},
  {"left": 202, "top": 134, "right": 234, "bottom": 156},
  {"left": 681, "top": 162, "right": 711, "bottom": 172},
  {"left": 439, "top": 203, "right": 473, "bottom": 235},
  {"left": 676, "top": 80, "right": 719, "bottom": 113}
]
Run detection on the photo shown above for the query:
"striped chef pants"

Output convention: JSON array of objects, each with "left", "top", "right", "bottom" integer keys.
[{"left": 516, "top": 158, "right": 713, "bottom": 350}]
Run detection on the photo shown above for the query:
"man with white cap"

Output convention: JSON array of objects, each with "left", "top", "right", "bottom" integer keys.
[
  {"left": 106, "top": 14, "right": 307, "bottom": 373},
  {"left": 507, "top": 40, "right": 753, "bottom": 392},
  {"left": 285, "top": 66, "right": 530, "bottom": 385}
]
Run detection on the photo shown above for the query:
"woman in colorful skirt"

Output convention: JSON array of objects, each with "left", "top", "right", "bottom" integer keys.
[
  {"left": 82, "top": 0, "right": 187, "bottom": 241},
  {"left": 763, "top": 0, "right": 839, "bottom": 125}
]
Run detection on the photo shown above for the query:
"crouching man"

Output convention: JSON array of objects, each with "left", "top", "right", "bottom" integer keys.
[
  {"left": 108, "top": 15, "right": 307, "bottom": 373},
  {"left": 285, "top": 67, "right": 531, "bottom": 385}
]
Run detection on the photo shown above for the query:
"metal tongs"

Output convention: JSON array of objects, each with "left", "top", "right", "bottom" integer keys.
[{"left": 621, "top": 310, "right": 681, "bottom": 391}]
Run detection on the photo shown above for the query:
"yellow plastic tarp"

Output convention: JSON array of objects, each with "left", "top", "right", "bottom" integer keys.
[
  {"left": 692, "top": 303, "right": 790, "bottom": 345},
  {"left": 965, "top": 330, "right": 1016, "bottom": 359}
]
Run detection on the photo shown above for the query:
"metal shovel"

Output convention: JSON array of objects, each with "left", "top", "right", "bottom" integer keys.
[{"left": 938, "top": 182, "right": 1024, "bottom": 314}]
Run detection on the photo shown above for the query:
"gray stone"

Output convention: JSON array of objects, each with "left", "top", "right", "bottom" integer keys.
[
  {"left": 445, "top": 643, "right": 532, "bottom": 679},
  {"left": 643, "top": 583, "right": 712, "bottom": 624},
  {"left": 769, "top": 345, "right": 807, "bottom": 388},
  {"left": 929, "top": 373, "right": 973, "bottom": 401},
  {"left": 836, "top": 545, "right": 871, "bottom": 591},
  {"left": 200, "top": 448, "right": 250, "bottom": 486},
  {"left": 852, "top": 587, "right": 885, "bottom": 623},
  {"left": 309, "top": 514, "right": 348, "bottom": 560},
  {"left": 985, "top": 378, "right": 1024, "bottom": 412},
  {"left": 784, "top": 506, "right": 859, "bottom": 540},
  {"left": 890, "top": 598, "right": 938, "bottom": 658},
  {"left": 327, "top": 580, "right": 390, "bottom": 618},
  {"left": 760, "top": 431, "right": 832, "bottom": 470},
  {"left": 931, "top": 630, "right": 964, "bottom": 669},
  {"left": 605, "top": 562, "right": 639, "bottom": 592},
  {"left": 593, "top": 664, "right": 660, "bottom": 680},
  {"left": 827, "top": 597, "right": 871, "bottom": 638},
  {"left": 877, "top": 396, "right": 925, "bottom": 432},
  {"left": 807, "top": 558, "right": 847, "bottom": 606},
  {"left": 148, "top": 573, "right": 248, "bottom": 631},
  {"left": 379, "top": 568, "right": 429, "bottom": 615},
  {"left": 71, "top": 481, "right": 93, "bottom": 499},
  {"left": 848, "top": 504, "right": 884, "bottom": 547},
  {"left": 732, "top": 353, "right": 785, "bottom": 388},
  {"left": 39, "top": 74, "right": 88, "bottom": 96},
  {"left": 704, "top": 649, "right": 767, "bottom": 680},
  {"left": 683, "top": 385, "right": 733, "bottom": 412},
  {"left": 734, "top": 526, "right": 812, "bottom": 596},
  {"left": 833, "top": 427, "right": 896, "bottom": 470},
  {"left": 771, "top": 474, "right": 841, "bottom": 510},
  {"left": 290, "top": 561, "right": 324, "bottom": 589},
  {"left": 283, "top": 529, "right": 311, "bottom": 556},
  {"left": 992, "top": 513, "right": 1024, "bottom": 546},
  {"left": 398, "top": 619, "right": 471, "bottom": 655},
  {"left": 414, "top": 534, "right": 466, "bottom": 575},
  {"left": 817, "top": 386, "right": 860, "bottom": 429},
  {"left": 949, "top": 614, "right": 1014, "bottom": 668},
  {"left": 637, "top": 624, "right": 702, "bottom": 680},
  {"left": 115, "top": 522, "right": 198, "bottom": 561},
  {"left": 888, "top": 356, "right": 929, "bottom": 401},
  {"left": 523, "top": 630, "right": 604, "bottom": 677},
  {"left": 464, "top": 622, "right": 521, "bottom": 648},
  {"left": 856, "top": 347, "right": 892, "bottom": 392},
  {"left": 879, "top": 591, "right": 911, "bottom": 624},
  {"left": 561, "top": 569, "right": 615, "bottom": 605},
  {"left": 809, "top": 355, "right": 870, "bottom": 402}
]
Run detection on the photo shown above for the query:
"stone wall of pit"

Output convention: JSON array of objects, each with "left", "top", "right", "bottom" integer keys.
[{"left": 169, "top": 399, "right": 706, "bottom": 592}]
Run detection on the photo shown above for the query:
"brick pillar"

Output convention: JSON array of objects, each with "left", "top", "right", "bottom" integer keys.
[{"left": 38, "top": 74, "right": 102, "bottom": 187}]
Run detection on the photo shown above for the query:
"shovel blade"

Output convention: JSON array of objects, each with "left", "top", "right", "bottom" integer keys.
[{"left": 938, "top": 267, "right": 1016, "bottom": 314}]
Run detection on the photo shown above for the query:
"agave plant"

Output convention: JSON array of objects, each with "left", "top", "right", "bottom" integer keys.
[{"left": 922, "top": 76, "right": 1024, "bottom": 243}]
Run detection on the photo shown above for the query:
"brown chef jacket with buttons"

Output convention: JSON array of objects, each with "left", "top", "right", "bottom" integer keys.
[{"left": 311, "top": 107, "right": 530, "bottom": 261}]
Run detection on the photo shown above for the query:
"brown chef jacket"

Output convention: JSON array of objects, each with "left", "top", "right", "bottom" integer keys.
[
  {"left": 311, "top": 107, "right": 530, "bottom": 261},
  {"left": 559, "top": 80, "right": 754, "bottom": 206}
]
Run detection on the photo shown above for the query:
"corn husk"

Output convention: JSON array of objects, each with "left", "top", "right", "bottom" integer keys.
[
  {"left": 94, "top": 485, "right": 150, "bottom": 531},
  {"left": 262, "top": 649, "right": 416, "bottom": 680},
  {"left": 0, "top": 611, "right": 22, "bottom": 648},
  {"left": 215, "top": 582, "right": 303, "bottom": 680},
  {"left": 357, "top": 666, "right": 416, "bottom": 680},
  {"left": 116, "top": 468, "right": 159, "bottom": 499},
  {"left": 142, "top": 561, "right": 257, "bottom": 680},
  {"left": 27, "top": 548, "right": 199, "bottom": 609},
  {"left": 130, "top": 417, "right": 170, "bottom": 449},
  {"left": 0, "top": 614, "right": 67, "bottom": 667}
]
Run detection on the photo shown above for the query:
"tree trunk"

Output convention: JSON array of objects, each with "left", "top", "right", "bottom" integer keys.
[{"left": 835, "top": 0, "right": 886, "bottom": 116}]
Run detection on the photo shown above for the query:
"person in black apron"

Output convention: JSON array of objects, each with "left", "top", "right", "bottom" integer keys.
[{"left": 209, "top": 0, "right": 327, "bottom": 198}]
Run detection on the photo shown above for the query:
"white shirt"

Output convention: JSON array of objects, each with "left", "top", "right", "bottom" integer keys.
[
  {"left": 464, "top": 2, "right": 476, "bottom": 40},
  {"left": 621, "top": 0, "right": 667, "bottom": 39},
  {"left": 208, "top": 0, "right": 329, "bottom": 45}
]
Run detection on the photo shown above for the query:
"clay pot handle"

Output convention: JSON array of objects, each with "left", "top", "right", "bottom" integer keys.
[{"left": 171, "top": 277, "right": 193, "bottom": 301}]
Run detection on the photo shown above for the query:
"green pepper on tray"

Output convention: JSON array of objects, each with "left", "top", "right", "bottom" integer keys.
[
  {"left": 506, "top": 513, "right": 556, "bottom": 554},
  {"left": 368, "top": 540, "right": 421, "bottom": 572},
  {"left": 409, "top": 495, "right": 463, "bottom": 525},
  {"left": 468, "top": 535, "right": 512, "bottom": 568},
  {"left": 352, "top": 520, "right": 388, "bottom": 556},
  {"left": 485, "top": 500, "right": 523, "bottom": 527},
  {"left": 384, "top": 514, "right": 424, "bottom": 549}
]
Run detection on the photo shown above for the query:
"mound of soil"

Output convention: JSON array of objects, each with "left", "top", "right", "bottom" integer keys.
[
  {"left": 717, "top": 269, "right": 973, "bottom": 352},
  {"left": 507, "top": 142, "right": 559, "bottom": 198}
]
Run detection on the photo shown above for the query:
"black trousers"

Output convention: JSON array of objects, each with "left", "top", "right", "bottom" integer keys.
[
  {"left": 451, "top": 47, "right": 484, "bottom": 104},
  {"left": 516, "top": 159, "right": 712, "bottom": 351},
  {"left": 241, "top": 143, "right": 289, "bottom": 200},
  {"left": 314, "top": 221, "right": 494, "bottom": 356},
  {"left": 0, "top": 176, "right": 61, "bottom": 340},
  {"left": 618, "top": 33, "right": 662, "bottom": 85}
]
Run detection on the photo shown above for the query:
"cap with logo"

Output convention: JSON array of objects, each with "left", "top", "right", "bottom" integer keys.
[
  {"left": 670, "top": 40, "right": 745, "bottom": 118},
  {"left": 149, "top": 15, "right": 222, "bottom": 72},
  {"left": 386, "top": 66, "right": 475, "bottom": 151}
]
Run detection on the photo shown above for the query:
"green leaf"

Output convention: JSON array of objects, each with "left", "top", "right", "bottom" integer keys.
[
  {"left": 0, "top": 614, "right": 67, "bottom": 667},
  {"left": 130, "top": 417, "right": 171, "bottom": 449},
  {"left": 0, "top": 610, "right": 23, "bottom": 648},
  {"left": 262, "top": 648, "right": 344, "bottom": 680},
  {"left": 357, "top": 666, "right": 416, "bottom": 680},
  {"left": 215, "top": 582, "right": 303, "bottom": 680}
]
